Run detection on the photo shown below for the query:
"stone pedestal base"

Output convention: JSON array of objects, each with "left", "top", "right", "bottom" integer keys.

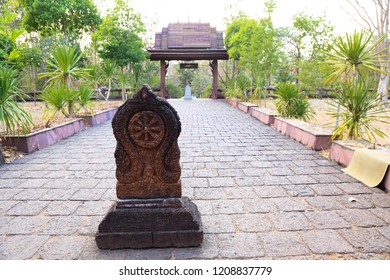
[{"left": 95, "top": 197, "right": 203, "bottom": 249}]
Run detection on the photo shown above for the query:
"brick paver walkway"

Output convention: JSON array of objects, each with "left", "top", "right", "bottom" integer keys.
[{"left": 0, "top": 99, "right": 390, "bottom": 259}]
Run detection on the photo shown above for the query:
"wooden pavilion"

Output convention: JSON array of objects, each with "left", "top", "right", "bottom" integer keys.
[{"left": 147, "top": 23, "right": 229, "bottom": 98}]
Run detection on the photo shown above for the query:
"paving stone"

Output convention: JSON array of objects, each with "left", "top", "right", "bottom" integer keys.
[
  {"left": 78, "top": 237, "right": 129, "bottom": 260},
  {"left": 208, "top": 177, "right": 235, "bottom": 187},
  {"left": 74, "top": 201, "right": 113, "bottom": 216},
  {"left": 70, "top": 188, "right": 107, "bottom": 201},
  {"left": 193, "top": 187, "right": 226, "bottom": 200},
  {"left": 212, "top": 200, "right": 245, "bottom": 215},
  {"left": 225, "top": 187, "right": 256, "bottom": 199},
  {"left": 194, "top": 169, "right": 218, "bottom": 177},
  {"left": 234, "top": 214, "right": 272, "bottom": 232},
  {"left": 300, "top": 230, "right": 354, "bottom": 254},
  {"left": 272, "top": 197, "right": 312, "bottom": 212},
  {"left": 287, "top": 175, "right": 318, "bottom": 184},
  {"left": 364, "top": 194, "right": 390, "bottom": 208},
  {"left": 370, "top": 208, "right": 390, "bottom": 223},
  {"left": 336, "top": 183, "right": 373, "bottom": 194},
  {"left": 0, "top": 189, "right": 22, "bottom": 200},
  {"left": 282, "top": 185, "right": 315, "bottom": 197},
  {"left": 268, "top": 212, "right": 312, "bottom": 231},
  {"left": 37, "top": 236, "right": 89, "bottom": 260},
  {"left": 310, "top": 184, "right": 344, "bottom": 196},
  {"left": 261, "top": 175, "right": 291, "bottom": 185},
  {"left": 336, "top": 195, "right": 374, "bottom": 209},
  {"left": 192, "top": 200, "right": 214, "bottom": 215},
  {"left": 337, "top": 209, "right": 387, "bottom": 227},
  {"left": 38, "top": 216, "right": 85, "bottom": 235},
  {"left": 44, "top": 201, "right": 82, "bottom": 216},
  {"left": 12, "top": 188, "right": 50, "bottom": 200},
  {"left": 6, "top": 201, "right": 49, "bottom": 216},
  {"left": 242, "top": 199, "right": 278, "bottom": 213},
  {"left": 253, "top": 185, "right": 288, "bottom": 198},
  {"left": 181, "top": 177, "right": 208, "bottom": 188},
  {"left": 78, "top": 216, "right": 103, "bottom": 235},
  {"left": 217, "top": 233, "right": 265, "bottom": 258},
  {"left": 0, "top": 201, "right": 18, "bottom": 215},
  {"left": 304, "top": 211, "right": 349, "bottom": 229},
  {"left": 305, "top": 196, "right": 345, "bottom": 210},
  {"left": 202, "top": 215, "right": 236, "bottom": 233},
  {"left": 0, "top": 235, "right": 49, "bottom": 260},
  {"left": 174, "top": 234, "right": 219, "bottom": 260},
  {"left": 339, "top": 228, "right": 390, "bottom": 253},
  {"left": 0, "top": 216, "right": 51, "bottom": 234},
  {"left": 261, "top": 231, "right": 310, "bottom": 257},
  {"left": 376, "top": 226, "right": 390, "bottom": 240}
]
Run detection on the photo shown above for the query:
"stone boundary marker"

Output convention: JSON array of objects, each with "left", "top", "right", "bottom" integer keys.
[{"left": 96, "top": 85, "right": 203, "bottom": 249}]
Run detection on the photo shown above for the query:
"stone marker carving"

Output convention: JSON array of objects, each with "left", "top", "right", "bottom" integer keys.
[{"left": 96, "top": 85, "right": 203, "bottom": 249}]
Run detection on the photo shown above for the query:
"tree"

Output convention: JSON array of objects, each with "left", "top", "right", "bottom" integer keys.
[
  {"left": 345, "top": 0, "right": 390, "bottom": 102},
  {"left": 0, "top": 7, "right": 24, "bottom": 67},
  {"left": 22, "top": 0, "right": 101, "bottom": 44},
  {"left": 92, "top": 0, "right": 146, "bottom": 100},
  {"left": 284, "top": 13, "right": 335, "bottom": 84}
]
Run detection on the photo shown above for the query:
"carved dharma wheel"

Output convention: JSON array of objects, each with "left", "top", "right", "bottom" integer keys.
[{"left": 128, "top": 111, "right": 165, "bottom": 149}]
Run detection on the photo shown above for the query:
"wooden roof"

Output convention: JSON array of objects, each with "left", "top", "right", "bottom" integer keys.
[{"left": 148, "top": 23, "right": 228, "bottom": 61}]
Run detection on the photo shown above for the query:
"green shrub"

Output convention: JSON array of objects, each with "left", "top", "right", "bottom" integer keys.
[{"left": 275, "top": 82, "right": 314, "bottom": 121}]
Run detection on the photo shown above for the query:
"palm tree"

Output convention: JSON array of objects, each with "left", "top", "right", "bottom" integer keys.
[
  {"left": 324, "top": 30, "right": 387, "bottom": 84},
  {"left": 39, "top": 45, "right": 89, "bottom": 88}
]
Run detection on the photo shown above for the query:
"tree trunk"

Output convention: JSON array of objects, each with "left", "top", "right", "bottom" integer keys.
[
  {"left": 377, "top": 68, "right": 389, "bottom": 103},
  {"left": 121, "top": 67, "right": 126, "bottom": 101},
  {"left": 0, "top": 147, "right": 5, "bottom": 166}
]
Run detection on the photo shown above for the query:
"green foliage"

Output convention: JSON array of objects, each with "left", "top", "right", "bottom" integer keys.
[
  {"left": 0, "top": 8, "right": 25, "bottom": 67},
  {"left": 39, "top": 85, "right": 78, "bottom": 118},
  {"left": 22, "top": 0, "right": 101, "bottom": 41},
  {"left": 324, "top": 30, "right": 387, "bottom": 83},
  {"left": 275, "top": 82, "right": 314, "bottom": 121},
  {"left": 328, "top": 79, "right": 389, "bottom": 141},
  {"left": 39, "top": 45, "right": 89, "bottom": 87},
  {"left": 166, "top": 81, "right": 182, "bottom": 99},
  {"left": 0, "top": 67, "right": 33, "bottom": 134},
  {"left": 39, "top": 83, "right": 94, "bottom": 118},
  {"left": 77, "top": 83, "right": 94, "bottom": 114},
  {"left": 92, "top": 0, "right": 146, "bottom": 68}
]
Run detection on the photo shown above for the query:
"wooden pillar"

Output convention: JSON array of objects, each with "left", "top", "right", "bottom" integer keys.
[
  {"left": 160, "top": 60, "right": 166, "bottom": 98},
  {"left": 211, "top": 59, "right": 218, "bottom": 99}
]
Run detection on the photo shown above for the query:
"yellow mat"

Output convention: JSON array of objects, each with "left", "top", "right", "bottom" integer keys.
[{"left": 342, "top": 148, "right": 390, "bottom": 187}]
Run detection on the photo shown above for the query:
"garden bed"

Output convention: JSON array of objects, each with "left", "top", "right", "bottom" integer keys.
[
  {"left": 2, "top": 118, "right": 85, "bottom": 153},
  {"left": 250, "top": 107, "right": 277, "bottom": 125},
  {"left": 274, "top": 117, "right": 333, "bottom": 151},
  {"left": 80, "top": 107, "right": 118, "bottom": 127},
  {"left": 237, "top": 102, "right": 258, "bottom": 113}
]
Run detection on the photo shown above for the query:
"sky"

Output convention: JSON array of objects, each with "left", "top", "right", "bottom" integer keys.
[{"left": 94, "top": 0, "right": 362, "bottom": 35}]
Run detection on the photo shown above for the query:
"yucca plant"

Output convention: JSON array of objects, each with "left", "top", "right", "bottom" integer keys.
[
  {"left": 0, "top": 67, "right": 33, "bottom": 135},
  {"left": 328, "top": 79, "right": 389, "bottom": 142},
  {"left": 40, "top": 85, "right": 79, "bottom": 119},
  {"left": 324, "top": 30, "right": 387, "bottom": 83},
  {"left": 77, "top": 83, "right": 95, "bottom": 114},
  {"left": 275, "top": 82, "right": 314, "bottom": 121},
  {"left": 39, "top": 45, "right": 89, "bottom": 87}
]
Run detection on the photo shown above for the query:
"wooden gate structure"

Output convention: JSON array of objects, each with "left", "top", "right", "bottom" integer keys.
[{"left": 147, "top": 23, "right": 229, "bottom": 99}]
